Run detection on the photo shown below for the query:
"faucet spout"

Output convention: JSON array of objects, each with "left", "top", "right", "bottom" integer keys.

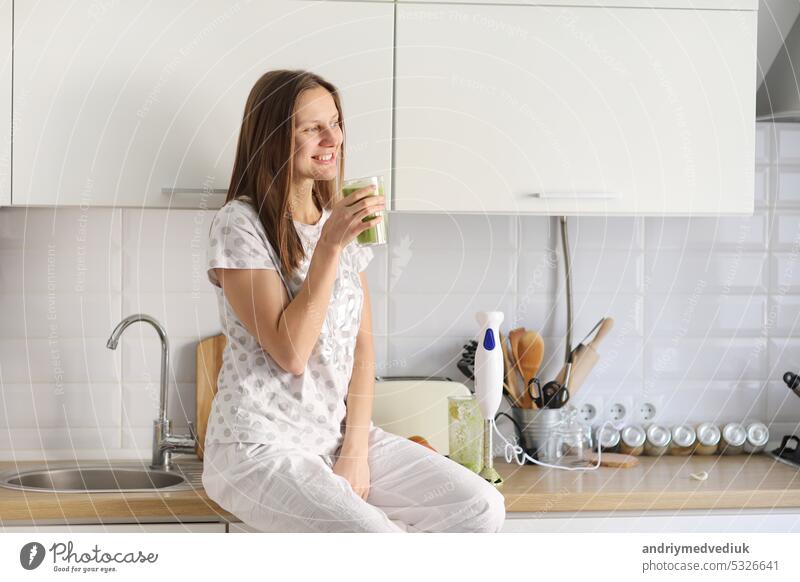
[
  {"left": 106, "top": 314, "right": 170, "bottom": 424},
  {"left": 106, "top": 314, "right": 190, "bottom": 470}
]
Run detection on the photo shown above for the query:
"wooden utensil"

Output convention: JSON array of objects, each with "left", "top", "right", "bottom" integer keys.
[
  {"left": 508, "top": 327, "right": 528, "bottom": 407},
  {"left": 195, "top": 333, "right": 227, "bottom": 460},
  {"left": 516, "top": 330, "right": 545, "bottom": 409},
  {"left": 499, "top": 331, "right": 521, "bottom": 406},
  {"left": 556, "top": 317, "right": 614, "bottom": 396},
  {"left": 585, "top": 451, "right": 639, "bottom": 468}
]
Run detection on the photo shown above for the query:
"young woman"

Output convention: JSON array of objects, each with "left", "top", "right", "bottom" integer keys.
[{"left": 201, "top": 69, "right": 505, "bottom": 532}]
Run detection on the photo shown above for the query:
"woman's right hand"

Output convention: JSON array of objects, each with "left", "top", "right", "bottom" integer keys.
[{"left": 318, "top": 186, "right": 385, "bottom": 251}]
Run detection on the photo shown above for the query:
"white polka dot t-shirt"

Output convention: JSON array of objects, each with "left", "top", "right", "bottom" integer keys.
[{"left": 205, "top": 196, "right": 374, "bottom": 457}]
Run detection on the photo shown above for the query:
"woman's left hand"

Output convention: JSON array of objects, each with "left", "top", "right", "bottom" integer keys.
[{"left": 332, "top": 452, "right": 371, "bottom": 501}]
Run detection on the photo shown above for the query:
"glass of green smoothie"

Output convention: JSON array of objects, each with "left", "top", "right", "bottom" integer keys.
[
  {"left": 448, "top": 395, "right": 484, "bottom": 474},
  {"left": 341, "top": 175, "right": 387, "bottom": 246}
]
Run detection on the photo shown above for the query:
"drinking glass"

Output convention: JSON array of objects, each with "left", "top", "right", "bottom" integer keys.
[
  {"left": 447, "top": 395, "right": 483, "bottom": 474},
  {"left": 341, "top": 175, "right": 387, "bottom": 246}
]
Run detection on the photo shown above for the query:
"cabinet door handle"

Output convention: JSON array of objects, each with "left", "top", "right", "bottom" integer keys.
[{"left": 527, "top": 192, "right": 620, "bottom": 199}]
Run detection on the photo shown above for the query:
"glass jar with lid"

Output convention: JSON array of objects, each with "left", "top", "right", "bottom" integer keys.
[
  {"left": 594, "top": 425, "right": 620, "bottom": 453},
  {"left": 644, "top": 424, "right": 671, "bottom": 456},
  {"left": 695, "top": 422, "right": 721, "bottom": 455},
  {"left": 719, "top": 422, "right": 747, "bottom": 455},
  {"left": 669, "top": 424, "right": 697, "bottom": 456},
  {"left": 555, "top": 407, "right": 592, "bottom": 467},
  {"left": 744, "top": 421, "right": 769, "bottom": 454},
  {"left": 619, "top": 425, "right": 646, "bottom": 456}
]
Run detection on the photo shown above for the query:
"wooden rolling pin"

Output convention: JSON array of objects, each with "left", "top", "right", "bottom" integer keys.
[{"left": 556, "top": 317, "right": 614, "bottom": 397}]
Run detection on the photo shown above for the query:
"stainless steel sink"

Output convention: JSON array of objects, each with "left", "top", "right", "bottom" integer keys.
[{"left": 0, "top": 461, "right": 202, "bottom": 493}]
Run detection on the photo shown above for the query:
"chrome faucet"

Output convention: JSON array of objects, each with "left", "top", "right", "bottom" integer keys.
[{"left": 106, "top": 314, "right": 196, "bottom": 471}]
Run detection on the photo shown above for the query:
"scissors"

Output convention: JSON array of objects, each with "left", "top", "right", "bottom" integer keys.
[
  {"left": 527, "top": 377, "right": 570, "bottom": 409},
  {"left": 527, "top": 357, "right": 573, "bottom": 409}
]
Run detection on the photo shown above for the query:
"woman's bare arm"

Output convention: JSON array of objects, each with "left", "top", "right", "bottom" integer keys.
[
  {"left": 340, "top": 272, "right": 375, "bottom": 455},
  {"left": 213, "top": 238, "right": 341, "bottom": 375}
]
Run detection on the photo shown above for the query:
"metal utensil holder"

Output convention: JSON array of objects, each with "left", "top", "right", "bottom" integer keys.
[{"left": 511, "top": 407, "right": 564, "bottom": 463}]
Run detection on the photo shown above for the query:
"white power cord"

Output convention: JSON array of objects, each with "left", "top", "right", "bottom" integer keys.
[{"left": 493, "top": 418, "right": 619, "bottom": 472}]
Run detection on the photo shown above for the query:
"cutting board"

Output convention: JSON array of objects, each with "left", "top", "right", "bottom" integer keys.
[
  {"left": 195, "top": 333, "right": 471, "bottom": 457},
  {"left": 585, "top": 452, "right": 640, "bottom": 468},
  {"left": 195, "top": 334, "right": 226, "bottom": 460}
]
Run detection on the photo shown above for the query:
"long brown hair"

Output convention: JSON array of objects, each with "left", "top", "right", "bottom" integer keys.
[{"left": 225, "top": 69, "right": 345, "bottom": 275}]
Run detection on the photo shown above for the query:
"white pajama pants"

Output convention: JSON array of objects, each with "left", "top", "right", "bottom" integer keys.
[{"left": 202, "top": 424, "right": 506, "bottom": 532}]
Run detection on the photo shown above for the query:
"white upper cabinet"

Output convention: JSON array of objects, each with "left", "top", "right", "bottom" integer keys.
[
  {"left": 396, "top": 0, "right": 755, "bottom": 6},
  {"left": 0, "top": 0, "right": 9, "bottom": 206},
  {"left": 13, "top": 1, "right": 393, "bottom": 208},
  {"left": 394, "top": 3, "right": 757, "bottom": 215}
]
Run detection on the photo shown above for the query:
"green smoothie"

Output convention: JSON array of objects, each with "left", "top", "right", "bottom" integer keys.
[
  {"left": 342, "top": 178, "right": 387, "bottom": 246},
  {"left": 448, "top": 396, "right": 484, "bottom": 474}
]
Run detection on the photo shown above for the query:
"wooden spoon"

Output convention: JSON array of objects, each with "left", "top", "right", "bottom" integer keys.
[
  {"left": 516, "top": 330, "right": 545, "bottom": 409},
  {"left": 499, "top": 332, "right": 520, "bottom": 405},
  {"left": 507, "top": 327, "right": 528, "bottom": 407}
]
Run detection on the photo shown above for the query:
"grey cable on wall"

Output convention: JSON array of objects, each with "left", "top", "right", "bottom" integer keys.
[{"left": 560, "top": 216, "right": 573, "bottom": 363}]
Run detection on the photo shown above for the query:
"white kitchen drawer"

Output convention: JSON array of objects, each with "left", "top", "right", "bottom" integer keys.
[
  {"left": 13, "top": 0, "right": 393, "bottom": 208},
  {"left": 396, "top": 0, "right": 755, "bottom": 7},
  {"left": 1, "top": 523, "right": 226, "bottom": 532},
  {"left": 394, "top": 3, "right": 756, "bottom": 215},
  {"left": 501, "top": 509, "right": 800, "bottom": 533}
]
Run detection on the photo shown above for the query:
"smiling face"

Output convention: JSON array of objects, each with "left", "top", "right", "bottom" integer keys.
[{"left": 291, "top": 86, "right": 343, "bottom": 184}]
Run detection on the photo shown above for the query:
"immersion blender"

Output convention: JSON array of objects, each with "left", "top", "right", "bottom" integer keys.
[{"left": 474, "top": 311, "right": 504, "bottom": 486}]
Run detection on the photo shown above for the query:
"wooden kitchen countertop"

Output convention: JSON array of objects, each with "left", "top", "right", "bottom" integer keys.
[
  {"left": 495, "top": 454, "right": 800, "bottom": 513},
  {"left": 1, "top": 454, "right": 799, "bottom": 523}
]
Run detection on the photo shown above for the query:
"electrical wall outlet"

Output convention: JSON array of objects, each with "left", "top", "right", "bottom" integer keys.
[
  {"left": 572, "top": 395, "right": 605, "bottom": 426},
  {"left": 634, "top": 395, "right": 664, "bottom": 424},
  {"left": 606, "top": 396, "right": 634, "bottom": 425}
]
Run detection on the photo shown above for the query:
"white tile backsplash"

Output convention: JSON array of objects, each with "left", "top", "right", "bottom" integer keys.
[
  {"left": 0, "top": 428, "right": 121, "bottom": 452},
  {"left": 0, "top": 383, "right": 121, "bottom": 428},
  {"left": 647, "top": 294, "right": 767, "bottom": 338},
  {"left": 388, "top": 293, "right": 515, "bottom": 338},
  {"left": 778, "top": 126, "right": 800, "bottom": 162},
  {"left": 772, "top": 254, "right": 800, "bottom": 293},
  {"left": 0, "top": 339, "right": 120, "bottom": 383},
  {"left": 121, "top": 292, "right": 219, "bottom": 339},
  {"left": 388, "top": 248, "right": 516, "bottom": 295},
  {"left": 767, "top": 381, "right": 800, "bottom": 423},
  {"left": 570, "top": 250, "right": 644, "bottom": 294},
  {"left": 644, "top": 338, "right": 768, "bottom": 382},
  {"left": 645, "top": 381, "right": 768, "bottom": 425},
  {"left": 776, "top": 168, "right": 800, "bottom": 206},
  {"left": 565, "top": 217, "right": 645, "bottom": 251},
  {"left": 121, "top": 337, "right": 199, "bottom": 384},
  {"left": 769, "top": 297, "right": 800, "bottom": 336},
  {"left": 0, "top": 248, "right": 121, "bottom": 293},
  {"left": 645, "top": 213, "right": 768, "bottom": 250},
  {"left": 754, "top": 167, "right": 769, "bottom": 208},
  {"left": 770, "top": 212, "right": 800, "bottom": 250},
  {"left": 3, "top": 122, "right": 800, "bottom": 460},
  {"left": 644, "top": 251, "right": 769, "bottom": 294},
  {"left": 755, "top": 124, "right": 770, "bottom": 164},
  {"left": 511, "top": 293, "right": 643, "bottom": 339},
  {"left": 0, "top": 292, "right": 120, "bottom": 338},
  {"left": 388, "top": 212, "right": 517, "bottom": 250},
  {"left": 121, "top": 382, "right": 195, "bottom": 429}
]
